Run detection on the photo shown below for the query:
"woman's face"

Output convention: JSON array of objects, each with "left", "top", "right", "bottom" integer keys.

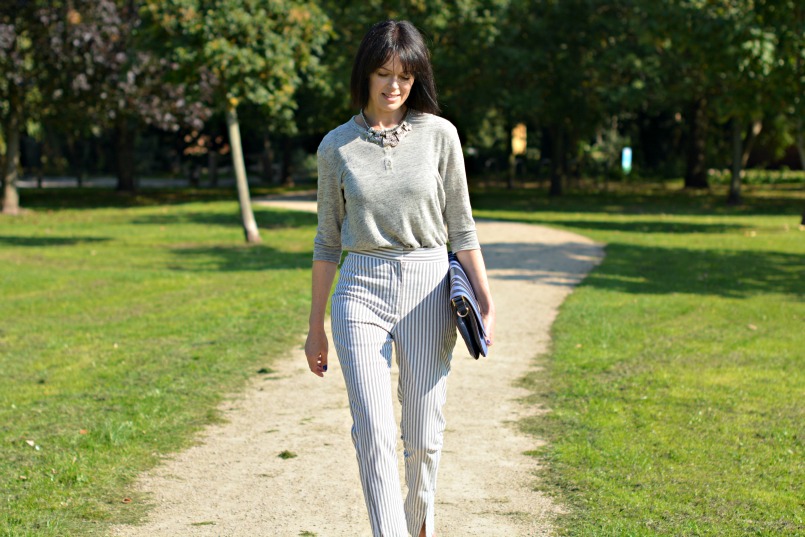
[{"left": 365, "top": 56, "right": 415, "bottom": 118}]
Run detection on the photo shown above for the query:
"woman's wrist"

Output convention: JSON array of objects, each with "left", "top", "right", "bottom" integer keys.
[
  {"left": 478, "top": 298, "right": 495, "bottom": 316},
  {"left": 308, "top": 314, "right": 326, "bottom": 329}
]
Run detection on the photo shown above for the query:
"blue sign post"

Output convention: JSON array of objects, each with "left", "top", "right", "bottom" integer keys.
[{"left": 622, "top": 147, "right": 633, "bottom": 175}]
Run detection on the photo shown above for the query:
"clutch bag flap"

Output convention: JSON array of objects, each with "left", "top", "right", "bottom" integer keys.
[{"left": 448, "top": 252, "right": 488, "bottom": 359}]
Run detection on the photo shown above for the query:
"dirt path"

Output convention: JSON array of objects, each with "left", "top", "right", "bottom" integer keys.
[{"left": 112, "top": 196, "right": 603, "bottom": 537}]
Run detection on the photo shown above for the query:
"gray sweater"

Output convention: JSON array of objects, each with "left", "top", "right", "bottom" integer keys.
[{"left": 313, "top": 111, "right": 479, "bottom": 263}]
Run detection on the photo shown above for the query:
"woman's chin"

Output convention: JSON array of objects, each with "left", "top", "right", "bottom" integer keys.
[{"left": 369, "top": 100, "right": 405, "bottom": 114}]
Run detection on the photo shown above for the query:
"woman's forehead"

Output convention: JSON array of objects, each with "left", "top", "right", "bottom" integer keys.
[{"left": 377, "top": 55, "right": 412, "bottom": 73}]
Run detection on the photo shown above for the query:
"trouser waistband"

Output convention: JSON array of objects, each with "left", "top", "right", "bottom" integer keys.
[{"left": 348, "top": 245, "right": 447, "bottom": 262}]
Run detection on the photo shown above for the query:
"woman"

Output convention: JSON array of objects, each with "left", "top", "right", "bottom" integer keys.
[{"left": 304, "top": 20, "right": 496, "bottom": 537}]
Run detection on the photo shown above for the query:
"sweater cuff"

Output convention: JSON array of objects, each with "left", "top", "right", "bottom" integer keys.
[
  {"left": 449, "top": 229, "right": 480, "bottom": 252},
  {"left": 313, "top": 243, "right": 342, "bottom": 264}
]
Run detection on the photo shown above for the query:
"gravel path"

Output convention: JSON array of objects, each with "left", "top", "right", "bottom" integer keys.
[{"left": 111, "top": 196, "right": 603, "bottom": 537}]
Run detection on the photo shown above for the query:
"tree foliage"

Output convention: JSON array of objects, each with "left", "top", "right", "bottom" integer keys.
[
  {"left": 2, "top": 0, "right": 802, "bottom": 215},
  {"left": 138, "top": 0, "right": 330, "bottom": 241},
  {"left": 0, "top": 1, "right": 214, "bottom": 205},
  {"left": 139, "top": 0, "right": 329, "bottom": 125}
]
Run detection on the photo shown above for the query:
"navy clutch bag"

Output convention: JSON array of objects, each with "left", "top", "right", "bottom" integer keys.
[{"left": 448, "top": 252, "right": 488, "bottom": 359}]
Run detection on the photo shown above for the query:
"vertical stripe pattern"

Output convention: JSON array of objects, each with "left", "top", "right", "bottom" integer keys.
[{"left": 331, "top": 246, "right": 455, "bottom": 537}]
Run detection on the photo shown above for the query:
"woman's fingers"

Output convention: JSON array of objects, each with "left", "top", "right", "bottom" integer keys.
[
  {"left": 483, "top": 312, "right": 496, "bottom": 347},
  {"left": 304, "top": 332, "right": 329, "bottom": 377},
  {"left": 307, "top": 352, "right": 327, "bottom": 377},
  {"left": 306, "top": 352, "right": 324, "bottom": 377}
]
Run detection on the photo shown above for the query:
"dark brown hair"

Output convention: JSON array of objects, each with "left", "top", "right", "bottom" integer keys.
[{"left": 350, "top": 20, "right": 440, "bottom": 114}]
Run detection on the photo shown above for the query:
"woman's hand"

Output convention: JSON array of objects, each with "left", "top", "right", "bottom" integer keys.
[
  {"left": 305, "top": 260, "right": 338, "bottom": 377},
  {"left": 482, "top": 305, "right": 496, "bottom": 348},
  {"left": 305, "top": 327, "right": 329, "bottom": 377},
  {"left": 455, "top": 248, "right": 497, "bottom": 350}
]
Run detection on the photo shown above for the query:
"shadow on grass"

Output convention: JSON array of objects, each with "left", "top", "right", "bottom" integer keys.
[
  {"left": 471, "top": 188, "right": 804, "bottom": 217},
  {"left": 128, "top": 207, "right": 317, "bottom": 229},
  {"left": 0, "top": 236, "right": 111, "bottom": 247},
  {"left": 542, "top": 219, "right": 743, "bottom": 234},
  {"left": 16, "top": 186, "right": 311, "bottom": 210},
  {"left": 480, "top": 238, "right": 802, "bottom": 298},
  {"left": 16, "top": 187, "right": 240, "bottom": 209},
  {"left": 587, "top": 243, "right": 805, "bottom": 298},
  {"left": 168, "top": 244, "right": 312, "bottom": 272}
]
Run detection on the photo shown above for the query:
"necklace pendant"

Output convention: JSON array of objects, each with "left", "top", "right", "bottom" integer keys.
[
  {"left": 383, "top": 157, "right": 393, "bottom": 171},
  {"left": 360, "top": 108, "right": 412, "bottom": 148}
]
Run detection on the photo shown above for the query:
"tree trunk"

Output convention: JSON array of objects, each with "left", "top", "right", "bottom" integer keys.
[
  {"left": 728, "top": 118, "right": 763, "bottom": 205},
  {"left": 728, "top": 118, "right": 743, "bottom": 205},
  {"left": 208, "top": 149, "right": 219, "bottom": 187},
  {"left": 741, "top": 119, "right": 762, "bottom": 168},
  {"left": 225, "top": 102, "right": 261, "bottom": 243},
  {"left": 797, "top": 44, "right": 805, "bottom": 171},
  {"left": 80, "top": 137, "right": 91, "bottom": 187},
  {"left": 549, "top": 124, "right": 564, "bottom": 196},
  {"left": 261, "top": 133, "right": 274, "bottom": 184},
  {"left": 187, "top": 160, "right": 200, "bottom": 188},
  {"left": 684, "top": 98, "right": 709, "bottom": 189},
  {"left": 796, "top": 116, "right": 805, "bottom": 171},
  {"left": 507, "top": 152, "right": 516, "bottom": 190},
  {"left": 67, "top": 135, "right": 87, "bottom": 188},
  {"left": 2, "top": 108, "right": 21, "bottom": 215},
  {"left": 281, "top": 137, "right": 294, "bottom": 187},
  {"left": 567, "top": 132, "right": 580, "bottom": 188},
  {"left": 115, "top": 120, "right": 137, "bottom": 193}
]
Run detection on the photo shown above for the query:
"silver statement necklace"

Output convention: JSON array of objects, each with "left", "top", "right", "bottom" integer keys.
[{"left": 360, "top": 108, "right": 412, "bottom": 148}]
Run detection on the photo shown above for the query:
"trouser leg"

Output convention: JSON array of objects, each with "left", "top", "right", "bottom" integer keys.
[
  {"left": 336, "top": 324, "right": 408, "bottom": 537},
  {"left": 332, "top": 254, "right": 408, "bottom": 537},
  {"left": 395, "top": 259, "right": 455, "bottom": 537}
]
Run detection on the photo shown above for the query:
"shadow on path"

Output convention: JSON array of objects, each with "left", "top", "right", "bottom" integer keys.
[{"left": 483, "top": 241, "right": 604, "bottom": 285}]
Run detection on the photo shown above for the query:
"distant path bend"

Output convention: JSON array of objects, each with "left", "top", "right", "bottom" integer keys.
[{"left": 112, "top": 194, "right": 604, "bottom": 537}]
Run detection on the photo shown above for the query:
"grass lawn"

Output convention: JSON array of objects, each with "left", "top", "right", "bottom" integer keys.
[
  {"left": 0, "top": 188, "right": 316, "bottom": 536},
  {"left": 1, "top": 182, "right": 802, "bottom": 536},
  {"left": 472, "top": 182, "right": 804, "bottom": 536}
]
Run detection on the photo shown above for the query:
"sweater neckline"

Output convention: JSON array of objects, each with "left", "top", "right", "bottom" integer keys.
[{"left": 350, "top": 110, "right": 417, "bottom": 148}]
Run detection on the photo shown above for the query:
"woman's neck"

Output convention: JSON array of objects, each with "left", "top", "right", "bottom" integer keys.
[{"left": 362, "top": 106, "right": 407, "bottom": 130}]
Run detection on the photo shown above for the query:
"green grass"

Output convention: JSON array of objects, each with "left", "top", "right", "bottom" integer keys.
[
  {"left": 0, "top": 189, "right": 316, "bottom": 536},
  {"left": 2, "top": 183, "right": 803, "bottom": 536},
  {"left": 708, "top": 168, "right": 805, "bottom": 185},
  {"left": 472, "top": 183, "right": 804, "bottom": 536}
]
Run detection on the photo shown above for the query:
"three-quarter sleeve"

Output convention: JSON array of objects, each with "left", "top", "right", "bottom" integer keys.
[
  {"left": 440, "top": 125, "right": 480, "bottom": 252},
  {"left": 313, "top": 142, "right": 345, "bottom": 263}
]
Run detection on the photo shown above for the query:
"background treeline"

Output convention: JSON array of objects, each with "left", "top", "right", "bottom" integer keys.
[{"left": 2, "top": 0, "right": 803, "bottom": 209}]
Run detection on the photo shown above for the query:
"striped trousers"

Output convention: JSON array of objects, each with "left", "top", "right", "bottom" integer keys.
[{"left": 331, "top": 246, "right": 455, "bottom": 537}]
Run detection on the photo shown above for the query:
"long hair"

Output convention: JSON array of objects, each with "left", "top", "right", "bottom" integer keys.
[{"left": 350, "top": 20, "right": 440, "bottom": 114}]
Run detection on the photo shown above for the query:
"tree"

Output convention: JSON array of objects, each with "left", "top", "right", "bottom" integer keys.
[
  {"left": 48, "top": 1, "right": 213, "bottom": 192},
  {"left": 645, "top": 0, "right": 727, "bottom": 190},
  {"left": 767, "top": 0, "right": 804, "bottom": 171},
  {"left": 0, "top": 0, "right": 212, "bottom": 210},
  {"left": 0, "top": 1, "right": 51, "bottom": 214},
  {"left": 707, "top": 2, "right": 776, "bottom": 205},
  {"left": 140, "top": 0, "right": 330, "bottom": 243},
  {"left": 643, "top": 0, "right": 793, "bottom": 195},
  {"left": 499, "top": 0, "right": 630, "bottom": 195},
  {"left": 767, "top": 0, "right": 804, "bottom": 223}
]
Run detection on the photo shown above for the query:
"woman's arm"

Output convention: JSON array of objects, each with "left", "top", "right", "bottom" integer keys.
[
  {"left": 455, "top": 248, "right": 496, "bottom": 346},
  {"left": 305, "top": 260, "right": 338, "bottom": 377}
]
